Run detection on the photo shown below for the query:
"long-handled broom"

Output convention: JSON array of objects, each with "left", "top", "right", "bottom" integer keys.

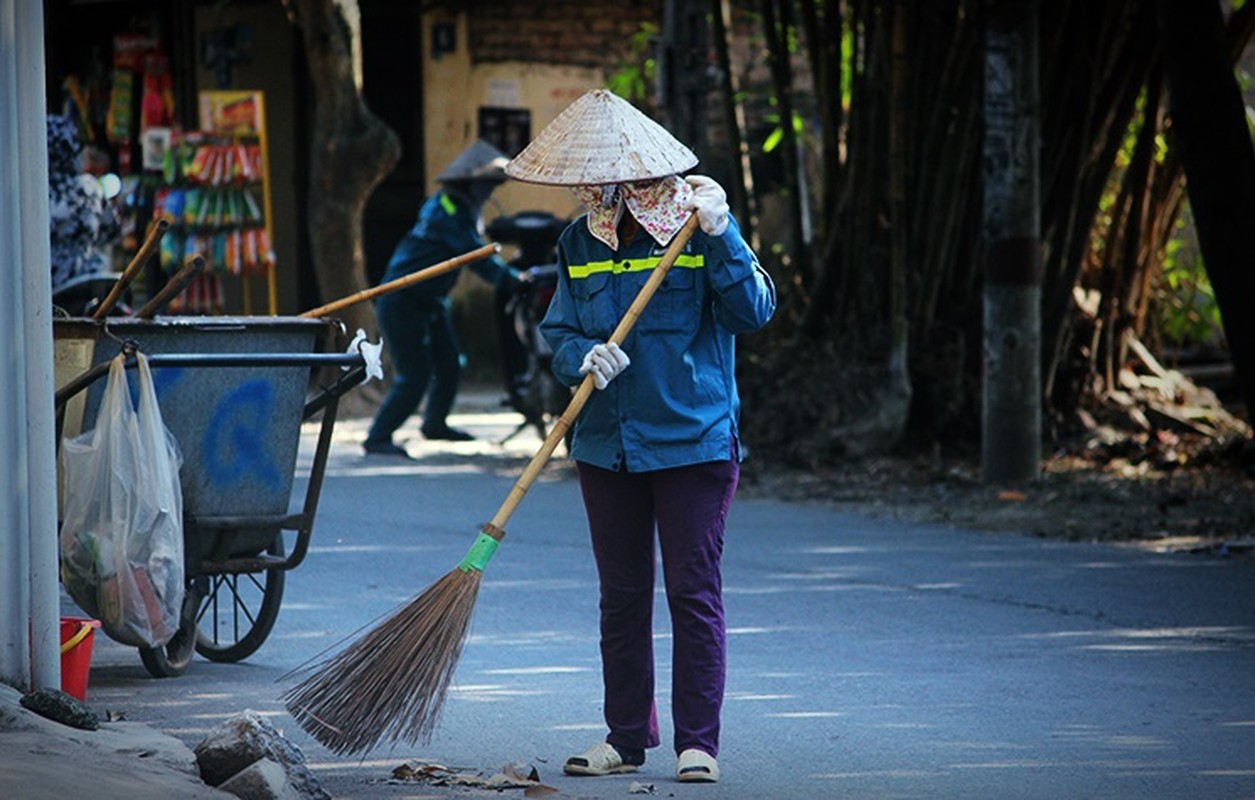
[
  {"left": 281, "top": 214, "right": 700, "bottom": 755},
  {"left": 300, "top": 243, "right": 500, "bottom": 319}
]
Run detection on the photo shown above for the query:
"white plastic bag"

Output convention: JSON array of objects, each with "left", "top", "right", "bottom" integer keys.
[{"left": 59, "top": 352, "right": 185, "bottom": 649}]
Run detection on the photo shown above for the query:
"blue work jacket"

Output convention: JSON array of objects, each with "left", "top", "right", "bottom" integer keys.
[
  {"left": 381, "top": 190, "right": 511, "bottom": 310},
  {"left": 540, "top": 214, "right": 776, "bottom": 472}
]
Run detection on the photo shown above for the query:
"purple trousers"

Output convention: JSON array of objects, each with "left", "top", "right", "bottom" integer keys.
[{"left": 576, "top": 453, "right": 740, "bottom": 758}]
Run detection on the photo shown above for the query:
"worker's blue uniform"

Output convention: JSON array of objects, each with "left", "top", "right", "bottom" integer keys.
[
  {"left": 365, "top": 190, "right": 515, "bottom": 446},
  {"left": 540, "top": 213, "right": 775, "bottom": 471}
]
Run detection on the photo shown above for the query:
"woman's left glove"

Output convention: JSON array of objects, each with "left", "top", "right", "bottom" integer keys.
[{"left": 685, "top": 175, "right": 729, "bottom": 237}]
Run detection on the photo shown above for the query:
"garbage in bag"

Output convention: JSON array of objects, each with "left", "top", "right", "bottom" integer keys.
[{"left": 59, "top": 351, "right": 184, "bottom": 649}]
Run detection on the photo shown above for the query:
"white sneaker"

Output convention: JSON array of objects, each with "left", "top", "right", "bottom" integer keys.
[
  {"left": 676, "top": 748, "right": 720, "bottom": 783},
  {"left": 564, "top": 742, "right": 642, "bottom": 776}
]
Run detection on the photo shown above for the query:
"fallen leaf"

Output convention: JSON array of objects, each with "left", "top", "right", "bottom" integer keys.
[
  {"left": 485, "top": 774, "right": 523, "bottom": 788},
  {"left": 390, "top": 761, "right": 459, "bottom": 783},
  {"left": 628, "top": 781, "right": 657, "bottom": 794},
  {"left": 997, "top": 490, "right": 1027, "bottom": 502},
  {"left": 502, "top": 761, "right": 540, "bottom": 783}
]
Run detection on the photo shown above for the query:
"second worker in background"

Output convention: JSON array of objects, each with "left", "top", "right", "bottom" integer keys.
[{"left": 364, "top": 140, "right": 522, "bottom": 455}]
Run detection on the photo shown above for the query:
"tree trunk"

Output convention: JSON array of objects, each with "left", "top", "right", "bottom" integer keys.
[
  {"left": 760, "top": 0, "right": 811, "bottom": 285},
  {"left": 285, "top": 0, "right": 401, "bottom": 338},
  {"left": 796, "top": 0, "right": 845, "bottom": 338},
  {"left": 799, "top": 0, "right": 844, "bottom": 242},
  {"left": 710, "top": 0, "right": 759, "bottom": 249},
  {"left": 1155, "top": 0, "right": 1255, "bottom": 420}
]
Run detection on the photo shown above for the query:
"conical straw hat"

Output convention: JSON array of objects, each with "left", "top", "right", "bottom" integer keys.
[
  {"left": 505, "top": 89, "right": 698, "bottom": 185},
  {"left": 436, "top": 139, "right": 510, "bottom": 183}
]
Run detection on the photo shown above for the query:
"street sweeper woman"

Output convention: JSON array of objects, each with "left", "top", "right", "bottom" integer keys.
[{"left": 506, "top": 89, "right": 777, "bottom": 784}]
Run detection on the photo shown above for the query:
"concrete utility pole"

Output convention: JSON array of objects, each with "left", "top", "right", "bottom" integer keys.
[
  {"left": 981, "top": 0, "right": 1041, "bottom": 485},
  {"left": 0, "top": 0, "right": 62, "bottom": 693}
]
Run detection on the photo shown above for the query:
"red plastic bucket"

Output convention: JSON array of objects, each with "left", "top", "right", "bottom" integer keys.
[{"left": 59, "top": 617, "right": 100, "bottom": 701}]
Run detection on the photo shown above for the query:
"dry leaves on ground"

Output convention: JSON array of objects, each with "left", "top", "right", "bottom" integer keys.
[
  {"left": 742, "top": 341, "right": 1255, "bottom": 557},
  {"left": 740, "top": 434, "right": 1255, "bottom": 556}
]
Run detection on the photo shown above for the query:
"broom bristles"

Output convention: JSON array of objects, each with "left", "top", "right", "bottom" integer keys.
[{"left": 281, "top": 567, "right": 484, "bottom": 755}]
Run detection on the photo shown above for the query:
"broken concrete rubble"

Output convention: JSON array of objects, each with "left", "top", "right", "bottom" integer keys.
[{"left": 193, "top": 709, "right": 330, "bottom": 800}]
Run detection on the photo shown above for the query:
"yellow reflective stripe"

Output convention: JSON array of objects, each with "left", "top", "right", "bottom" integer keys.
[
  {"left": 568, "top": 253, "right": 704, "bottom": 279},
  {"left": 567, "top": 259, "right": 617, "bottom": 278},
  {"left": 439, "top": 194, "right": 457, "bottom": 215}
]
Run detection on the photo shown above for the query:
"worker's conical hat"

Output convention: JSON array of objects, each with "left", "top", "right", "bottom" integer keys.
[
  {"left": 436, "top": 140, "right": 510, "bottom": 183},
  {"left": 505, "top": 89, "right": 698, "bottom": 186}
]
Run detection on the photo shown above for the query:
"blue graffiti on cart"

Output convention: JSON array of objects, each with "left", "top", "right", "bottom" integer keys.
[{"left": 202, "top": 379, "right": 282, "bottom": 490}]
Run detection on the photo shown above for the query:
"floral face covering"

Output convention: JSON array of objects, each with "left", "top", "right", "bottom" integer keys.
[{"left": 571, "top": 175, "right": 694, "bottom": 250}]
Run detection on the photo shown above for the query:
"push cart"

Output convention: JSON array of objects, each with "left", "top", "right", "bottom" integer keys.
[{"left": 54, "top": 315, "right": 367, "bottom": 678}]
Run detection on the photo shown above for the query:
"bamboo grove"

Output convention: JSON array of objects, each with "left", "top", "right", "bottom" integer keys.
[{"left": 721, "top": 1, "right": 1255, "bottom": 464}]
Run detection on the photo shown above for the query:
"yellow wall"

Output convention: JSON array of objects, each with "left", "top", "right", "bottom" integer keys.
[
  {"left": 421, "top": 12, "right": 603, "bottom": 226},
  {"left": 420, "top": 11, "right": 610, "bottom": 383}
]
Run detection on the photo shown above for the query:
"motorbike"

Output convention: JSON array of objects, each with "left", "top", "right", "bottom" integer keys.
[{"left": 487, "top": 210, "right": 570, "bottom": 445}]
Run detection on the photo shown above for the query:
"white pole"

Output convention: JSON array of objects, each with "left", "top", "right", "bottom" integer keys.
[
  {"left": 0, "top": 0, "right": 61, "bottom": 693},
  {"left": 0, "top": 0, "right": 30, "bottom": 691}
]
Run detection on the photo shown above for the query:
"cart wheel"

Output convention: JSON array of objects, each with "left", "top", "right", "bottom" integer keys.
[
  {"left": 194, "top": 533, "right": 286, "bottom": 663},
  {"left": 138, "top": 582, "right": 203, "bottom": 678}
]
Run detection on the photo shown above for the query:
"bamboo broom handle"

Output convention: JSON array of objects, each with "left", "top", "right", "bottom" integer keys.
[
  {"left": 300, "top": 243, "right": 501, "bottom": 318},
  {"left": 92, "top": 218, "right": 169, "bottom": 320},
  {"left": 134, "top": 254, "right": 205, "bottom": 319},
  {"left": 486, "top": 214, "right": 701, "bottom": 535}
]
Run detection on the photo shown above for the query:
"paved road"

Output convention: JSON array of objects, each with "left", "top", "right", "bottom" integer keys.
[{"left": 78, "top": 396, "right": 1255, "bottom": 799}]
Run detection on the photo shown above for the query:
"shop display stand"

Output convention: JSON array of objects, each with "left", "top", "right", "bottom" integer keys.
[{"left": 149, "top": 90, "right": 277, "bottom": 315}]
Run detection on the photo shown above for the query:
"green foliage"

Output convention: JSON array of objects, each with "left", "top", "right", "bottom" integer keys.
[
  {"left": 605, "top": 22, "right": 659, "bottom": 103},
  {"left": 1156, "top": 228, "right": 1224, "bottom": 350},
  {"left": 841, "top": 17, "right": 853, "bottom": 111},
  {"left": 761, "top": 109, "right": 804, "bottom": 153}
]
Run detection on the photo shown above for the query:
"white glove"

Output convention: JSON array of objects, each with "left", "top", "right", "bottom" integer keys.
[
  {"left": 346, "top": 328, "right": 384, "bottom": 382},
  {"left": 685, "top": 175, "right": 729, "bottom": 237},
  {"left": 579, "top": 342, "right": 631, "bottom": 390}
]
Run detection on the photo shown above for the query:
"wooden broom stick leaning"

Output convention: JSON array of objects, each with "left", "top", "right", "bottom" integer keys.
[
  {"left": 281, "top": 214, "right": 699, "bottom": 755},
  {"left": 92, "top": 218, "right": 169, "bottom": 320},
  {"left": 134, "top": 254, "right": 205, "bottom": 319},
  {"left": 299, "top": 243, "right": 500, "bottom": 318}
]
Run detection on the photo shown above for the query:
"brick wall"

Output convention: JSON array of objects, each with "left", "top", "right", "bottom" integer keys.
[{"left": 467, "top": 0, "right": 663, "bottom": 67}]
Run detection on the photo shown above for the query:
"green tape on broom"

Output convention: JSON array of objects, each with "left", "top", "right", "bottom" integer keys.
[{"left": 458, "top": 531, "right": 500, "bottom": 573}]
